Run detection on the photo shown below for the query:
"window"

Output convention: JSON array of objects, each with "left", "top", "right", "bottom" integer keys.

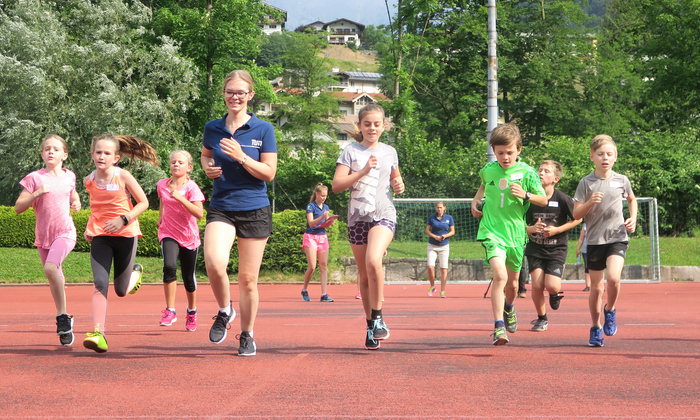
[
  {"left": 270, "top": 24, "right": 276, "bottom": 29},
  {"left": 338, "top": 133, "right": 348, "bottom": 140}
]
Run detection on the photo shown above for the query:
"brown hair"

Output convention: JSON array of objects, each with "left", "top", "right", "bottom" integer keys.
[
  {"left": 91, "top": 134, "right": 160, "bottom": 167},
  {"left": 489, "top": 123, "right": 522, "bottom": 150},
  {"left": 590, "top": 134, "right": 616, "bottom": 152},
  {"left": 223, "top": 69, "right": 254, "bottom": 92},
  {"left": 541, "top": 160, "right": 563, "bottom": 179},
  {"left": 345, "top": 103, "right": 386, "bottom": 142},
  {"left": 41, "top": 134, "right": 68, "bottom": 153},
  {"left": 309, "top": 183, "right": 328, "bottom": 203}
]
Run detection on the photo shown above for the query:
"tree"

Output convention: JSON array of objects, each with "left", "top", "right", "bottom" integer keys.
[
  {"left": 256, "top": 31, "right": 294, "bottom": 68},
  {"left": 0, "top": 0, "right": 199, "bottom": 206},
  {"left": 361, "top": 25, "right": 391, "bottom": 50}
]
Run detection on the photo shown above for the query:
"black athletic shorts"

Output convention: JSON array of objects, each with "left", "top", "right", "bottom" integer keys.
[
  {"left": 527, "top": 256, "right": 565, "bottom": 279},
  {"left": 587, "top": 242, "right": 628, "bottom": 271},
  {"left": 205, "top": 206, "right": 273, "bottom": 238}
]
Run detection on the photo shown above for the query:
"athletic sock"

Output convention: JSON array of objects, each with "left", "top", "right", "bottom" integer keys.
[
  {"left": 495, "top": 320, "right": 505, "bottom": 329},
  {"left": 538, "top": 314, "right": 548, "bottom": 321},
  {"left": 504, "top": 302, "right": 514, "bottom": 312},
  {"left": 167, "top": 307, "right": 176, "bottom": 313},
  {"left": 187, "top": 307, "right": 197, "bottom": 314},
  {"left": 219, "top": 305, "right": 231, "bottom": 316},
  {"left": 366, "top": 319, "right": 374, "bottom": 328},
  {"left": 371, "top": 308, "right": 383, "bottom": 320}
]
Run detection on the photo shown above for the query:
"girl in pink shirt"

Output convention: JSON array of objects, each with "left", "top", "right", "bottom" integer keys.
[
  {"left": 156, "top": 150, "right": 205, "bottom": 331},
  {"left": 15, "top": 134, "right": 82, "bottom": 347}
]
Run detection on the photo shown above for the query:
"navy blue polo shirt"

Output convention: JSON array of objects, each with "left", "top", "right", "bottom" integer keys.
[
  {"left": 427, "top": 213, "right": 454, "bottom": 246},
  {"left": 203, "top": 113, "right": 277, "bottom": 211},
  {"left": 306, "top": 201, "right": 330, "bottom": 235}
]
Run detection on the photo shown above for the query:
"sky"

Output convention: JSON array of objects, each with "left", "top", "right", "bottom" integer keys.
[{"left": 266, "top": 0, "right": 398, "bottom": 31}]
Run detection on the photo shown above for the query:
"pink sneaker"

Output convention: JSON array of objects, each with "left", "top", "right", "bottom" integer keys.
[
  {"left": 427, "top": 286, "right": 436, "bottom": 297},
  {"left": 159, "top": 309, "right": 177, "bottom": 326},
  {"left": 185, "top": 312, "right": 197, "bottom": 331},
  {"left": 355, "top": 292, "right": 362, "bottom": 299}
]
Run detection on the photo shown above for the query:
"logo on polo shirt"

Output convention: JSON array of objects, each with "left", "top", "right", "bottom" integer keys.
[{"left": 252, "top": 139, "right": 262, "bottom": 147}]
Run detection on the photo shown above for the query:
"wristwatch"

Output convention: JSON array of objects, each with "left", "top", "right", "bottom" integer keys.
[
  {"left": 239, "top": 155, "right": 247, "bottom": 165},
  {"left": 524, "top": 192, "right": 532, "bottom": 202},
  {"left": 121, "top": 215, "right": 129, "bottom": 225}
]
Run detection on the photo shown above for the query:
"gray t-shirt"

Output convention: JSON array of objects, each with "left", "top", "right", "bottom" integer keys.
[
  {"left": 336, "top": 142, "right": 399, "bottom": 227},
  {"left": 574, "top": 171, "right": 633, "bottom": 245}
]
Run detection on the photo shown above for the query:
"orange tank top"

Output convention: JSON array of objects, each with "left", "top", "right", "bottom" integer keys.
[{"left": 84, "top": 167, "right": 142, "bottom": 238}]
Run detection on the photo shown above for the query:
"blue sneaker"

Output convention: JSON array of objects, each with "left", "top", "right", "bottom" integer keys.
[
  {"left": 603, "top": 305, "right": 617, "bottom": 336},
  {"left": 589, "top": 326, "right": 604, "bottom": 347},
  {"left": 301, "top": 289, "right": 310, "bottom": 302}
]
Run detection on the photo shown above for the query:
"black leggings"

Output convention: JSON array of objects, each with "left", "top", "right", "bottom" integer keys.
[
  {"left": 161, "top": 237, "right": 198, "bottom": 293},
  {"left": 90, "top": 236, "right": 138, "bottom": 298}
]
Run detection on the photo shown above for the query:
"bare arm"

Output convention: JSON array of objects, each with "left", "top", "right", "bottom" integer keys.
[
  {"left": 167, "top": 180, "right": 204, "bottom": 219},
  {"left": 576, "top": 226, "right": 585, "bottom": 254},
  {"left": 543, "top": 218, "right": 582, "bottom": 238},
  {"left": 471, "top": 184, "right": 485, "bottom": 218},
  {"left": 333, "top": 162, "right": 371, "bottom": 193},
  {"left": 307, "top": 209, "right": 330, "bottom": 227},
  {"left": 391, "top": 167, "right": 405, "bottom": 194},
  {"left": 201, "top": 147, "right": 221, "bottom": 179},
  {"left": 70, "top": 190, "right": 81, "bottom": 212},
  {"left": 625, "top": 192, "right": 638, "bottom": 233}
]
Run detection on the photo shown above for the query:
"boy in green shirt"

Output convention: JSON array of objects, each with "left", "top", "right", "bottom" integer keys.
[{"left": 471, "top": 124, "right": 547, "bottom": 345}]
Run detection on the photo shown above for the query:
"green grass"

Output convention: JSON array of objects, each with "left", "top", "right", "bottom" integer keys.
[{"left": 1, "top": 236, "right": 698, "bottom": 283}]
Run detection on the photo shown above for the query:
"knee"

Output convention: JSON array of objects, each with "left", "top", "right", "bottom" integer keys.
[
  {"left": 163, "top": 265, "right": 177, "bottom": 283},
  {"left": 44, "top": 262, "right": 59, "bottom": 278},
  {"left": 318, "top": 261, "right": 328, "bottom": 271}
]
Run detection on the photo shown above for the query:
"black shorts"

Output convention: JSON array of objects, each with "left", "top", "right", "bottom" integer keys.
[
  {"left": 206, "top": 206, "right": 273, "bottom": 239},
  {"left": 587, "top": 242, "right": 628, "bottom": 271},
  {"left": 527, "top": 256, "right": 565, "bottom": 279}
]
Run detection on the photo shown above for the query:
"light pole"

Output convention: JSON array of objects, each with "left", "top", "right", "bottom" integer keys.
[{"left": 487, "top": 0, "right": 498, "bottom": 162}]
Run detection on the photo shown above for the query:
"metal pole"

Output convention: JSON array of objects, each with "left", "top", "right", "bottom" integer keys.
[{"left": 486, "top": 0, "right": 498, "bottom": 162}]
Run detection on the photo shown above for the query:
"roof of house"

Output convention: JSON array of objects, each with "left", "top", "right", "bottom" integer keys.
[
  {"left": 323, "top": 18, "right": 366, "bottom": 30},
  {"left": 335, "top": 71, "right": 383, "bottom": 81},
  {"left": 330, "top": 91, "right": 389, "bottom": 102}
]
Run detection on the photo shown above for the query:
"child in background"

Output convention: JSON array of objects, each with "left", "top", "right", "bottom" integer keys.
[
  {"left": 332, "top": 103, "right": 405, "bottom": 350},
  {"left": 471, "top": 123, "right": 547, "bottom": 345},
  {"left": 82, "top": 134, "right": 158, "bottom": 353},
  {"left": 525, "top": 161, "right": 581, "bottom": 332},
  {"left": 15, "top": 134, "right": 82, "bottom": 346},
  {"left": 301, "top": 183, "right": 336, "bottom": 302},
  {"left": 573, "top": 135, "right": 637, "bottom": 347},
  {"left": 157, "top": 150, "right": 205, "bottom": 330}
]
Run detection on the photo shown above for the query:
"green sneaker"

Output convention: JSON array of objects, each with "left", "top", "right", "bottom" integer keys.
[
  {"left": 83, "top": 328, "right": 108, "bottom": 353},
  {"left": 129, "top": 264, "right": 143, "bottom": 295},
  {"left": 491, "top": 327, "right": 509, "bottom": 345},
  {"left": 504, "top": 308, "right": 518, "bottom": 333}
]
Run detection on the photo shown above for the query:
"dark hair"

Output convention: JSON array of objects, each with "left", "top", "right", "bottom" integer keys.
[{"left": 489, "top": 123, "right": 522, "bottom": 150}]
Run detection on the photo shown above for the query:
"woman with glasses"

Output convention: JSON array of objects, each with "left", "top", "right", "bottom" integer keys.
[{"left": 200, "top": 69, "right": 277, "bottom": 356}]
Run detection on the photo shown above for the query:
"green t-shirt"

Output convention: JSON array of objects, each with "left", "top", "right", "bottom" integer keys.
[{"left": 477, "top": 160, "right": 546, "bottom": 247}]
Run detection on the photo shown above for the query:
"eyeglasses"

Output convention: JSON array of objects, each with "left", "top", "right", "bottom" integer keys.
[{"left": 223, "top": 90, "right": 251, "bottom": 99}]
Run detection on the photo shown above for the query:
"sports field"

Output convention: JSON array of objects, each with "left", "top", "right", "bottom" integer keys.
[{"left": 1, "top": 282, "right": 698, "bottom": 418}]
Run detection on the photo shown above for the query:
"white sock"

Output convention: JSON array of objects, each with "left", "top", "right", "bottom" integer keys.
[
  {"left": 219, "top": 305, "right": 231, "bottom": 316},
  {"left": 167, "top": 307, "right": 176, "bottom": 312}
]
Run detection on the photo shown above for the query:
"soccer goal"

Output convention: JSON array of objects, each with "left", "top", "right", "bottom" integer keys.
[{"left": 389, "top": 197, "right": 660, "bottom": 283}]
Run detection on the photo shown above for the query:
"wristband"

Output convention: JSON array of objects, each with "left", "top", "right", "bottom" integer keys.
[
  {"left": 121, "top": 215, "right": 129, "bottom": 226},
  {"left": 240, "top": 155, "right": 247, "bottom": 165}
]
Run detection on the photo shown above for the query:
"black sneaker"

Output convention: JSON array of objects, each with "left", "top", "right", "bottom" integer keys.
[
  {"left": 320, "top": 294, "right": 334, "bottom": 302},
  {"left": 582, "top": 286, "right": 590, "bottom": 292},
  {"left": 236, "top": 332, "right": 256, "bottom": 356},
  {"left": 549, "top": 292, "right": 564, "bottom": 310},
  {"left": 56, "top": 314, "right": 73, "bottom": 335},
  {"left": 372, "top": 318, "right": 390, "bottom": 340},
  {"left": 59, "top": 331, "right": 74, "bottom": 346},
  {"left": 365, "top": 327, "right": 379, "bottom": 350},
  {"left": 209, "top": 301, "right": 236, "bottom": 344}
]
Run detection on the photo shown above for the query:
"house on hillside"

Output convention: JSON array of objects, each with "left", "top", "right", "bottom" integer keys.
[
  {"left": 259, "top": 3, "right": 287, "bottom": 35},
  {"left": 297, "top": 18, "right": 365, "bottom": 47},
  {"left": 328, "top": 71, "right": 382, "bottom": 94},
  {"left": 331, "top": 91, "right": 389, "bottom": 116}
]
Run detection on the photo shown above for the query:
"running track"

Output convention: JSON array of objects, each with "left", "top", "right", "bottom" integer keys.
[{"left": 0, "top": 283, "right": 698, "bottom": 419}]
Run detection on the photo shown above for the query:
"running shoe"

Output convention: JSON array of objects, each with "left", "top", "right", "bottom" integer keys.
[
  {"left": 603, "top": 305, "right": 617, "bottom": 336},
  {"left": 531, "top": 318, "right": 548, "bottom": 332},
  {"left": 549, "top": 292, "right": 564, "bottom": 310},
  {"left": 582, "top": 286, "right": 590, "bottom": 292},
  {"left": 59, "top": 331, "right": 74, "bottom": 346},
  {"left": 320, "top": 294, "right": 334, "bottom": 302},
  {"left": 440, "top": 291, "right": 446, "bottom": 298},
  {"left": 83, "top": 328, "right": 108, "bottom": 353},
  {"left": 56, "top": 314, "right": 73, "bottom": 335},
  {"left": 504, "top": 308, "right": 518, "bottom": 333},
  {"left": 129, "top": 263, "right": 142, "bottom": 294},
  {"left": 237, "top": 332, "right": 257, "bottom": 356},
  {"left": 355, "top": 292, "right": 361, "bottom": 299},
  {"left": 491, "top": 327, "right": 509, "bottom": 345},
  {"left": 301, "top": 289, "right": 310, "bottom": 302},
  {"left": 427, "top": 286, "right": 436, "bottom": 297},
  {"left": 209, "top": 301, "right": 236, "bottom": 344},
  {"left": 185, "top": 311, "right": 197, "bottom": 332},
  {"left": 372, "top": 318, "right": 390, "bottom": 340},
  {"left": 589, "top": 326, "right": 604, "bottom": 347},
  {"left": 159, "top": 308, "right": 177, "bottom": 326},
  {"left": 365, "top": 327, "right": 379, "bottom": 350}
]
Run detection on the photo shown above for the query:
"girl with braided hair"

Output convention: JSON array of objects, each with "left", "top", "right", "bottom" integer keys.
[{"left": 81, "top": 134, "right": 159, "bottom": 353}]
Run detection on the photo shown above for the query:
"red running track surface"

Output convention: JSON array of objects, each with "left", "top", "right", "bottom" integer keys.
[{"left": 0, "top": 282, "right": 698, "bottom": 419}]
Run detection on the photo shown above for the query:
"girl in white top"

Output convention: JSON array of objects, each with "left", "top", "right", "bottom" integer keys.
[
  {"left": 15, "top": 135, "right": 82, "bottom": 347},
  {"left": 332, "top": 103, "right": 405, "bottom": 350}
]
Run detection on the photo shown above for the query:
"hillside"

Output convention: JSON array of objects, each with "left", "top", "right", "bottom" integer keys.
[{"left": 318, "top": 44, "right": 379, "bottom": 72}]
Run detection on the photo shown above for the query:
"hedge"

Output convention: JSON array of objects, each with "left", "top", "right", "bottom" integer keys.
[{"left": 0, "top": 206, "right": 344, "bottom": 274}]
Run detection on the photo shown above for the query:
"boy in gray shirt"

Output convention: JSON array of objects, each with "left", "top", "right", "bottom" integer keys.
[{"left": 573, "top": 135, "right": 637, "bottom": 347}]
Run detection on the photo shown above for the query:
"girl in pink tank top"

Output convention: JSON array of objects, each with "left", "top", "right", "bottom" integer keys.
[
  {"left": 81, "top": 134, "right": 159, "bottom": 353},
  {"left": 15, "top": 134, "right": 82, "bottom": 347}
]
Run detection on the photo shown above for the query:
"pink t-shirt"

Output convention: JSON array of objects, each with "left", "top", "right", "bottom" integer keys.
[
  {"left": 157, "top": 178, "right": 205, "bottom": 250},
  {"left": 19, "top": 168, "right": 77, "bottom": 248}
]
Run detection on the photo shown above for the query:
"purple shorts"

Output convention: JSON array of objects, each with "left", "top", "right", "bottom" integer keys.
[{"left": 348, "top": 220, "right": 396, "bottom": 245}]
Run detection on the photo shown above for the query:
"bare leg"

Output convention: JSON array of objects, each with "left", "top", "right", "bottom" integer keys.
[
  {"left": 44, "top": 262, "right": 67, "bottom": 315},
  {"left": 318, "top": 249, "right": 329, "bottom": 295},
  {"left": 589, "top": 269, "right": 605, "bottom": 327},
  {"left": 440, "top": 268, "right": 448, "bottom": 293},
  {"left": 237, "top": 237, "right": 268, "bottom": 332},
  {"left": 605, "top": 255, "right": 625, "bottom": 311},
  {"left": 530, "top": 268, "right": 546, "bottom": 316},
  {"left": 303, "top": 246, "right": 317, "bottom": 290},
  {"left": 365, "top": 226, "right": 394, "bottom": 311},
  {"left": 164, "top": 281, "right": 177, "bottom": 309},
  {"left": 427, "top": 266, "right": 436, "bottom": 288},
  {"left": 203, "top": 222, "right": 236, "bottom": 309}
]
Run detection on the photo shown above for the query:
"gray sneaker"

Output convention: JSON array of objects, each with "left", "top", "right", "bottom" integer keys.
[
  {"left": 372, "top": 318, "right": 390, "bottom": 340},
  {"left": 504, "top": 308, "right": 518, "bottom": 333},
  {"left": 531, "top": 318, "right": 548, "bottom": 332},
  {"left": 236, "top": 332, "right": 256, "bottom": 356},
  {"left": 209, "top": 301, "right": 236, "bottom": 344}
]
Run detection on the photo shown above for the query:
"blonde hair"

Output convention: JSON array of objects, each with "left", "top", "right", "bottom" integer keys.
[
  {"left": 169, "top": 149, "right": 193, "bottom": 167},
  {"left": 436, "top": 201, "right": 446, "bottom": 210},
  {"left": 91, "top": 134, "right": 160, "bottom": 167},
  {"left": 309, "top": 183, "right": 328, "bottom": 203},
  {"left": 590, "top": 134, "right": 616, "bottom": 152},
  {"left": 41, "top": 134, "right": 68, "bottom": 153},
  {"left": 223, "top": 69, "right": 254, "bottom": 92},
  {"left": 541, "top": 160, "right": 563, "bottom": 179},
  {"left": 345, "top": 103, "right": 386, "bottom": 142},
  {"left": 489, "top": 123, "right": 522, "bottom": 150}
]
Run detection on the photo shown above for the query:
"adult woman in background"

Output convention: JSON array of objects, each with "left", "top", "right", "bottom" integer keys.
[{"left": 425, "top": 202, "right": 455, "bottom": 298}]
